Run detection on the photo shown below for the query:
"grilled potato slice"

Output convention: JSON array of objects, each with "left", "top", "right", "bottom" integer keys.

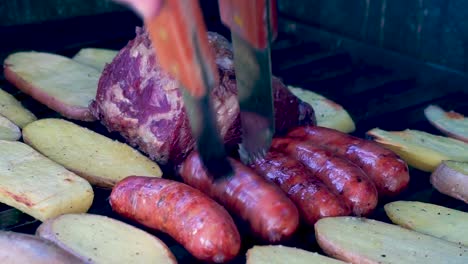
[
  {"left": 0, "top": 115, "right": 20, "bottom": 141},
  {"left": 0, "top": 231, "right": 84, "bottom": 264},
  {"left": 246, "top": 245, "right": 344, "bottom": 264},
  {"left": 72, "top": 48, "right": 118, "bottom": 72},
  {"left": 384, "top": 201, "right": 468, "bottom": 246},
  {"left": 288, "top": 86, "right": 355, "bottom": 133},
  {"left": 3, "top": 52, "right": 100, "bottom": 121},
  {"left": 315, "top": 216, "right": 468, "bottom": 264},
  {"left": 425, "top": 105, "right": 468, "bottom": 143},
  {"left": 431, "top": 160, "right": 468, "bottom": 203},
  {"left": 23, "top": 118, "right": 162, "bottom": 188},
  {"left": 0, "top": 88, "right": 36, "bottom": 128},
  {"left": 37, "top": 214, "right": 176, "bottom": 264},
  {"left": 367, "top": 128, "right": 468, "bottom": 172},
  {"left": 0, "top": 140, "right": 93, "bottom": 221}
]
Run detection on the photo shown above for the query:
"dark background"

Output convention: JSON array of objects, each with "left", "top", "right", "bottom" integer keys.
[{"left": 1, "top": 0, "right": 468, "bottom": 74}]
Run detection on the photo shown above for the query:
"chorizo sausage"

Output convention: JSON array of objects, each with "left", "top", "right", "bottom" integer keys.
[
  {"left": 251, "top": 150, "right": 351, "bottom": 224},
  {"left": 287, "top": 126, "right": 410, "bottom": 197},
  {"left": 110, "top": 176, "right": 241, "bottom": 263},
  {"left": 272, "top": 138, "right": 379, "bottom": 216},
  {"left": 178, "top": 151, "right": 299, "bottom": 242}
]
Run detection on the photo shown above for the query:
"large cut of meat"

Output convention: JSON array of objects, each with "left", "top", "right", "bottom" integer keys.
[{"left": 90, "top": 27, "right": 315, "bottom": 166}]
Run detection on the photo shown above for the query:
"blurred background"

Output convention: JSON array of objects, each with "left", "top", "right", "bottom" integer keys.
[{"left": 1, "top": 0, "right": 468, "bottom": 74}]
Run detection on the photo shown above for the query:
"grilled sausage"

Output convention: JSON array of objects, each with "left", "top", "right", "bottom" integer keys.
[
  {"left": 178, "top": 151, "right": 300, "bottom": 242},
  {"left": 109, "top": 176, "right": 241, "bottom": 263},
  {"left": 251, "top": 150, "right": 351, "bottom": 224},
  {"left": 271, "top": 138, "right": 378, "bottom": 216},
  {"left": 287, "top": 126, "right": 410, "bottom": 197}
]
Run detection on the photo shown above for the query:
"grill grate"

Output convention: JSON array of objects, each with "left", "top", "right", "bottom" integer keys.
[{"left": 0, "top": 11, "right": 467, "bottom": 264}]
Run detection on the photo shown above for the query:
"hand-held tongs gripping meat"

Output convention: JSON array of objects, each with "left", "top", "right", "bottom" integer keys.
[
  {"left": 139, "top": 0, "right": 278, "bottom": 180},
  {"left": 218, "top": 0, "right": 278, "bottom": 165}
]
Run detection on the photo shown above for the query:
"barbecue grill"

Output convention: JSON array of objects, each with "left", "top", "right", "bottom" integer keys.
[{"left": 1, "top": 1, "right": 467, "bottom": 263}]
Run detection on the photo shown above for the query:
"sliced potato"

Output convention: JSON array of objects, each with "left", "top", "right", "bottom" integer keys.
[
  {"left": 431, "top": 161, "right": 468, "bottom": 203},
  {"left": 0, "top": 88, "right": 36, "bottom": 128},
  {"left": 0, "top": 140, "right": 93, "bottom": 222},
  {"left": 288, "top": 86, "right": 355, "bottom": 133},
  {"left": 0, "top": 114, "right": 21, "bottom": 140},
  {"left": 37, "top": 214, "right": 177, "bottom": 264},
  {"left": 0, "top": 231, "right": 84, "bottom": 264},
  {"left": 367, "top": 128, "right": 468, "bottom": 172},
  {"left": 3, "top": 51, "right": 100, "bottom": 121},
  {"left": 315, "top": 216, "right": 468, "bottom": 264},
  {"left": 425, "top": 105, "right": 468, "bottom": 143},
  {"left": 246, "top": 245, "right": 345, "bottom": 264},
  {"left": 72, "top": 48, "right": 118, "bottom": 72},
  {"left": 384, "top": 201, "right": 468, "bottom": 246},
  {"left": 23, "top": 118, "right": 162, "bottom": 188}
]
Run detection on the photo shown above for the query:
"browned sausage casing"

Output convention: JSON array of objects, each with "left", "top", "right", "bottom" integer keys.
[
  {"left": 109, "top": 176, "right": 241, "bottom": 263},
  {"left": 178, "top": 151, "right": 300, "bottom": 242},
  {"left": 271, "top": 138, "right": 378, "bottom": 216},
  {"left": 251, "top": 150, "right": 351, "bottom": 224},
  {"left": 287, "top": 126, "right": 410, "bottom": 197}
]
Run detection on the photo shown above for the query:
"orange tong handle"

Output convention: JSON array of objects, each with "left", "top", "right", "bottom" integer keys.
[
  {"left": 218, "top": 0, "right": 278, "bottom": 49},
  {"left": 144, "top": 0, "right": 219, "bottom": 98}
]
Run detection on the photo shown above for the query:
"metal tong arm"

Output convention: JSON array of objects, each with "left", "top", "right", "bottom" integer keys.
[
  {"left": 145, "top": 0, "right": 217, "bottom": 98},
  {"left": 218, "top": 0, "right": 278, "bottom": 50},
  {"left": 218, "top": 0, "right": 278, "bottom": 164},
  {"left": 144, "top": 0, "right": 233, "bottom": 179}
]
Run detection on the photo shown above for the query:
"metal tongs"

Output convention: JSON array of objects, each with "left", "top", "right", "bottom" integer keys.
[{"left": 144, "top": 0, "right": 277, "bottom": 180}]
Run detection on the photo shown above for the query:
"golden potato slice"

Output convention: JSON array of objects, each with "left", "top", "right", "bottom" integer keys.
[
  {"left": 431, "top": 161, "right": 468, "bottom": 203},
  {"left": 425, "top": 105, "right": 468, "bottom": 143},
  {"left": 367, "top": 128, "right": 468, "bottom": 172},
  {"left": 72, "top": 48, "right": 118, "bottom": 72},
  {"left": 0, "top": 140, "right": 93, "bottom": 221},
  {"left": 315, "top": 216, "right": 468, "bottom": 264},
  {"left": 288, "top": 86, "right": 355, "bottom": 133},
  {"left": 37, "top": 214, "right": 176, "bottom": 264},
  {"left": 0, "top": 88, "right": 36, "bottom": 128},
  {"left": 385, "top": 201, "right": 468, "bottom": 246},
  {"left": 246, "top": 245, "right": 344, "bottom": 264},
  {"left": 0, "top": 231, "right": 84, "bottom": 264},
  {"left": 23, "top": 118, "right": 162, "bottom": 188},
  {"left": 4, "top": 52, "right": 100, "bottom": 121},
  {"left": 0, "top": 114, "right": 20, "bottom": 141}
]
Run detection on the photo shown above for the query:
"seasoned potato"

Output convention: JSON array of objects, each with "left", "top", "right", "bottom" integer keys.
[
  {"left": 0, "top": 115, "right": 20, "bottom": 141},
  {"left": 385, "top": 201, "right": 468, "bottom": 246},
  {"left": 0, "top": 88, "right": 36, "bottom": 128},
  {"left": 3, "top": 51, "right": 100, "bottom": 121},
  {"left": 0, "top": 140, "right": 93, "bottom": 221},
  {"left": 0, "top": 231, "right": 84, "bottom": 264},
  {"left": 23, "top": 118, "right": 162, "bottom": 188},
  {"left": 37, "top": 214, "right": 177, "bottom": 264},
  {"left": 72, "top": 48, "right": 118, "bottom": 72},
  {"left": 246, "top": 245, "right": 345, "bottom": 264},
  {"left": 315, "top": 216, "right": 468, "bottom": 264},
  {"left": 431, "top": 161, "right": 468, "bottom": 203},
  {"left": 288, "top": 86, "right": 355, "bottom": 133},
  {"left": 425, "top": 105, "right": 468, "bottom": 143},
  {"left": 367, "top": 128, "right": 468, "bottom": 172}
]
